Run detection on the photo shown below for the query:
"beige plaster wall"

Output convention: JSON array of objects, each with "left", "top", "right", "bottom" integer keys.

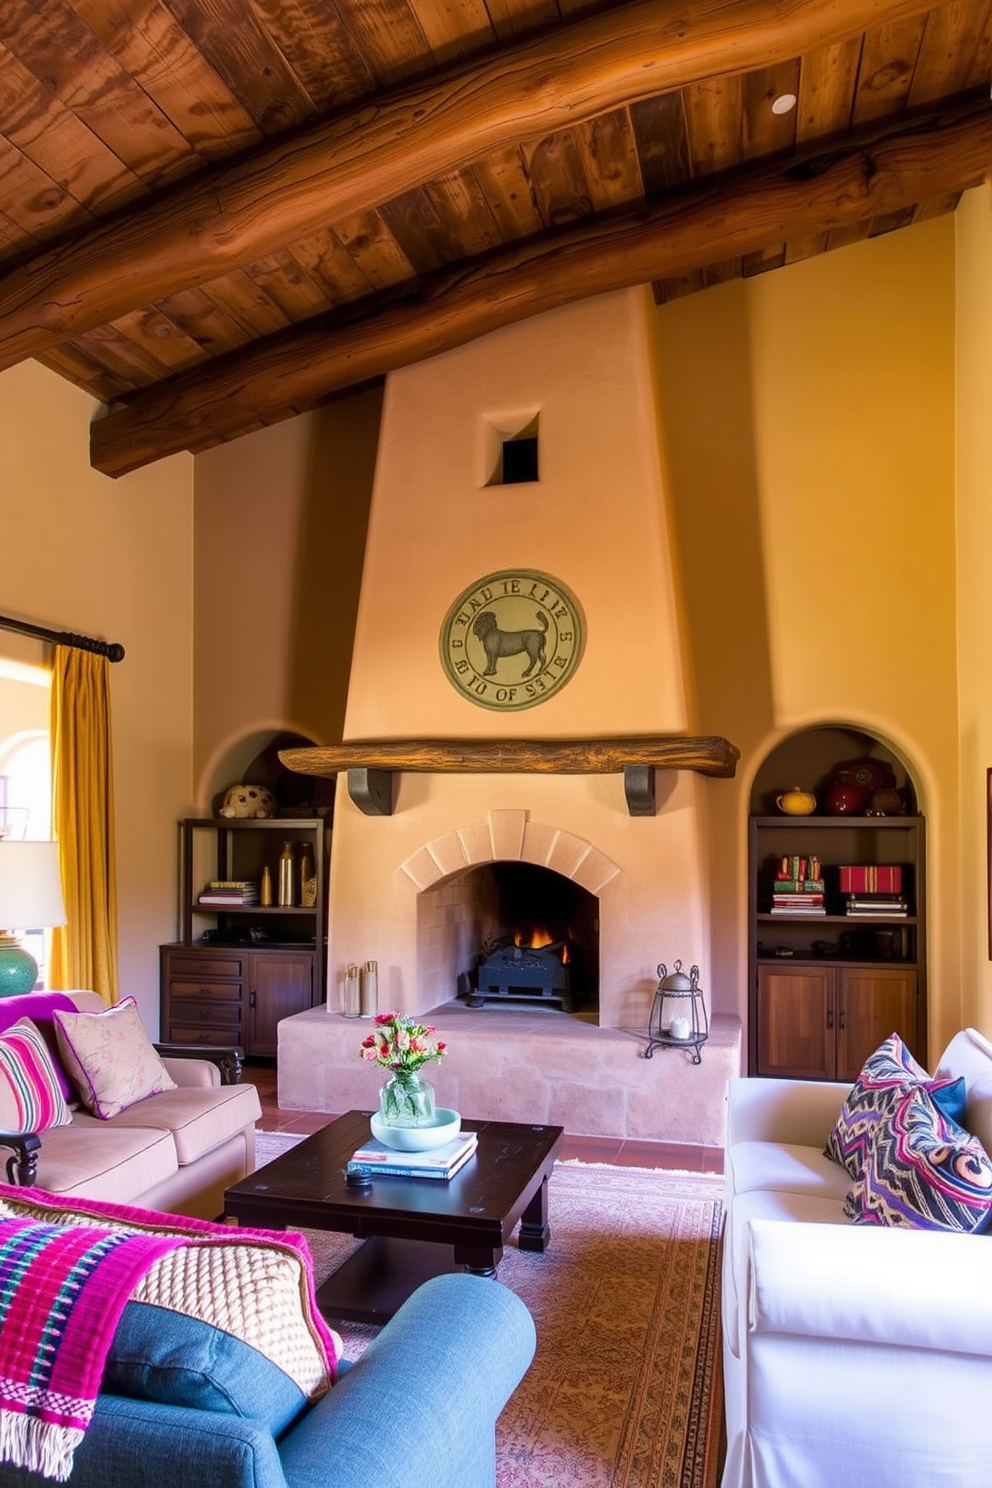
[
  {"left": 954, "top": 183, "right": 992, "bottom": 1038},
  {"left": 0, "top": 360, "right": 193, "bottom": 1032},
  {"left": 332, "top": 289, "right": 709, "bottom": 1029},
  {"left": 653, "top": 215, "right": 959, "bottom": 1061},
  {"left": 192, "top": 388, "right": 382, "bottom": 804}
]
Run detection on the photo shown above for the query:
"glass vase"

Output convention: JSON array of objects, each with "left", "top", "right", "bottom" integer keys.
[{"left": 378, "top": 1069, "right": 436, "bottom": 1127}]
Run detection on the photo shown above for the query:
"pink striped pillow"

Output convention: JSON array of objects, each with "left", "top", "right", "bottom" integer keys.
[{"left": 0, "top": 1017, "right": 73, "bottom": 1134}]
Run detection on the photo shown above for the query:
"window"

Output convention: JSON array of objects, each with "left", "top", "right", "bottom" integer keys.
[{"left": 0, "top": 661, "right": 54, "bottom": 985}]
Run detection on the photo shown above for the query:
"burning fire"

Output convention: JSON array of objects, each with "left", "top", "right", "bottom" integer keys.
[{"left": 512, "top": 926, "right": 571, "bottom": 964}]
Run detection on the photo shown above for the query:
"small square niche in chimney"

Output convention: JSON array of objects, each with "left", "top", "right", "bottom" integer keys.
[{"left": 485, "top": 413, "right": 540, "bottom": 486}]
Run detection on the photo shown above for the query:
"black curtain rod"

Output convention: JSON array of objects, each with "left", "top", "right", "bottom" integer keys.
[{"left": 0, "top": 613, "right": 125, "bottom": 663}]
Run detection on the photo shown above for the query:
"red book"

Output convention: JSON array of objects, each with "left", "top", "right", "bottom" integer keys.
[{"left": 838, "top": 866, "right": 902, "bottom": 894}]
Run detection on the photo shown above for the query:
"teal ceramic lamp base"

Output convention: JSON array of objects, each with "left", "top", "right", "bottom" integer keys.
[{"left": 0, "top": 937, "right": 38, "bottom": 996}]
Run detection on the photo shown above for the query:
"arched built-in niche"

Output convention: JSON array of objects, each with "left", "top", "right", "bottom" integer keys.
[
  {"left": 749, "top": 724, "right": 919, "bottom": 817},
  {"left": 203, "top": 730, "right": 335, "bottom": 820},
  {"left": 748, "top": 723, "right": 926, "bottom": 1079}
]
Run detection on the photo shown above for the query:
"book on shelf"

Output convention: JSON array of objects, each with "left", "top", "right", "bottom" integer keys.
[
  {"left": 776, "top": 855, "right": 821, "bottom": 884},
  {"left": 844, "top": 896, "right": 907, "bottom": 918},
  {"left": 771, "top": 879, "right": 825, "bottom": 894},
  {"left": 346, "top": 1130, "right": 478, "bottom": 1180},
  {"left": 838, "top": 865, "right": 903, "bottom": 895},
  {"left": 770, "top": 902, "right": 826, "bottom": 916},
  {"left": 198, "top": 882, "right": 258, "bottom": 906}
]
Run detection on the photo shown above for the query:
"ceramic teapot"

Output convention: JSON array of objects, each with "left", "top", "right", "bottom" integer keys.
[{"left": 775, "top": 786, "right": 816, "bottom": 816}]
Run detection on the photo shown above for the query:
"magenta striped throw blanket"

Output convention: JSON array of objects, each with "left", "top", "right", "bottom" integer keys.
[{"left": 0, "top": 1215, "right": 189, "bottom": 1481}]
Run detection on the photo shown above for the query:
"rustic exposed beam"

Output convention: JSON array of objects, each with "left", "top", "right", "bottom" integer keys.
[
  {"left": 91, "top": 102, "right": 992, "bottom": 476},
  {"left": 280, "top": 736, "right": 740, "bottom": 780},
  {"left": 0, "top": 0, "right": 937, "bottom": 372}
]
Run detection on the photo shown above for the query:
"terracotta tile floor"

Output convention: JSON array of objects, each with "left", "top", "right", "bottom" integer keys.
[{"left": 243, "top": 1062, "right": 723, "bottom": 1173}]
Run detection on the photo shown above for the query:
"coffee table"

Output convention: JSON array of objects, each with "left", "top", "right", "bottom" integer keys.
[{"left": 224, "top": 1110, "right": 564, "bottom": 1323}]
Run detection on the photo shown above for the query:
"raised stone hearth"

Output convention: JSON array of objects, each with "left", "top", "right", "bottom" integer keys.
[{"left": 278, "top": 1004, "right": 741, "bottom": 1147}]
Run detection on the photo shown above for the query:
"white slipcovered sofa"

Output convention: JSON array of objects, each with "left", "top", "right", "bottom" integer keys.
[{"left": 721, "top": 1027, "right": 992, "bottom": 1488}]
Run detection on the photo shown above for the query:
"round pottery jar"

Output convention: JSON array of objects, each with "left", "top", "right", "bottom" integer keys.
[
  {"left": 775, "top": 786, "right": 816, "bottom": 816},
  {"left": 824, "top": 783, "right": 869, "bottom": 815}
]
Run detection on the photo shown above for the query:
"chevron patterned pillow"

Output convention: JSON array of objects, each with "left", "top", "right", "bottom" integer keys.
[
  {"left": 825, "top": 1033, "right": 965, "bottom": 1181},
  {"left": 845, "top": 1084, "right": 992, "bottom": 1233}
]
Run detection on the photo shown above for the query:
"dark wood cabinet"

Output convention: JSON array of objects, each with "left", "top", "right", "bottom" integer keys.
[
  {"left": 160, "top": 944, "right": 316, "bottom": 1058},
  {"left": 749, "top": 814, "right": 926, "bottom": 1077},
  {"left": 160, "top": 817, "right": 327, "bottom": 1057},
  {"left": 246, "top": 951, "right": 314, "bottom": 1057},
  {"left": 756, "top": 963, "right": 918, "bottom": 1081}
]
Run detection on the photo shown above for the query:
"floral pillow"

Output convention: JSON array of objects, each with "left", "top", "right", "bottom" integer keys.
[
  {"left": 0, "top": 1017, "right": 74, "bottom": 1134},
  {"left": 825, "top": 1032, "right": 965, "bottom": 1180},
  {"left": 53, "top": 996, "right": 176, "bottom": 1120},
  {"left": 845, "top": 1084, "right": 992, "bottom": 1233}
]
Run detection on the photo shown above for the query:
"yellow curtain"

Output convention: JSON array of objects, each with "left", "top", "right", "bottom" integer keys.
[{"left": 49, "top": 646, "right": 119, "bottom": 1005}]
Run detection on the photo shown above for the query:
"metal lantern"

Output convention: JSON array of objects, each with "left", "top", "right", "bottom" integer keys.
[{"left": 645, "top": 959, "right": 708, "bottom": 1064}]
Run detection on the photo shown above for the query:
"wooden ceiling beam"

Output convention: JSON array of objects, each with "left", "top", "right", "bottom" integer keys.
[
  {"left": 0, "top": 0, "right": 939, "bottom": 372},
  {"left": 91, "top": 102, "right": 992, "bottom": 477}
]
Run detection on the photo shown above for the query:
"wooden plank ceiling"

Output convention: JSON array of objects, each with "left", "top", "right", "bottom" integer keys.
[{"left": 0, "top": 0, "right": 989, "bottom": 476}]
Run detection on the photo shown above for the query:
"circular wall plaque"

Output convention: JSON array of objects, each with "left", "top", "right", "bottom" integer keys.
[{"left": 439, "top": 569, "right": 585, "bottom": 711}]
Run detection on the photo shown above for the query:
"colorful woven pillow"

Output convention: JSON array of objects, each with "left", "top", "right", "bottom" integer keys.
[
  {"left": 0, "top": 992, "right": 78, "bottom": 1100},
  {"left": 53, "top": 995, "right": 176, "bottom": 1119},
  {"left": 0, "top": 1187, "right": 336, "bottom": 1400},
  {"left": 825, "top": 1032, "right": 965, "bottom": 1180},
  {"left": 845, "top": 1084, "right": 992, "bottom": 1232},
  {"left": 0, "top": 1017, "right": 74, "bottom": 1134}
]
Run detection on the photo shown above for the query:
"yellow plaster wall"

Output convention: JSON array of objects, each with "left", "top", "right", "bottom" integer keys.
[
  {"left": 954, "top": 183, "right": 992, "bottom": 1037},
  {"left": 0, "top": 361, "right": 193, "bottom": 1032},
  {"left": 653, "top": 216, "right": 960, "bottom": 1060}
]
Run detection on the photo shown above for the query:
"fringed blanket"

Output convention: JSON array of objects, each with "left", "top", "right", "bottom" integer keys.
[{"left": 0, "top": 1215, "right": 189, "bottom": 1481}]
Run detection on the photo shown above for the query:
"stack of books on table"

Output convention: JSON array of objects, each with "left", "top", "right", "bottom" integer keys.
[
  {"left": 769, "top": 854, "right": 825, "bottom": 916},
  {"left": 838, "top": 865, "right": 906, "bottom": 917},
  {"left": 197, "top": 880, "right": 258, "bottom": 907},
  {"left": 346, "top": 1130, "right": 478, "bottom": 1181}
]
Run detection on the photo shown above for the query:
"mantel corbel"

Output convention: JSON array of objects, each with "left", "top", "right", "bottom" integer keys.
[{"left": 279, "top": 735, "right": 739, "bottom": 817}]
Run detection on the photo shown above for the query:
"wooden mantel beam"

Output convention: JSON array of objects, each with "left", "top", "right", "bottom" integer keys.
[
  {"left": 91, "top": 102, "right": 992, "bottom": 476},
  {"left": 0, "top": 0, "right": 937, "bottom": 372},
  {"left": 280, "top": 736, "right": 740, "bottom": 778}
]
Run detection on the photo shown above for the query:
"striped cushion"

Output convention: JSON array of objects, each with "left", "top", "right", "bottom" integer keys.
[
  {"left": 0, "top": 1017, "right": 74, "bottom": 1134},
  {"left": 845, "top": 1085, "right": 992, "bottom": 1232}
]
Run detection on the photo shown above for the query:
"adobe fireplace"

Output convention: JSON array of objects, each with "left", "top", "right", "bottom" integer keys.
[{"left": 276, "top": 291, "right": 743, "bottom": 1143}]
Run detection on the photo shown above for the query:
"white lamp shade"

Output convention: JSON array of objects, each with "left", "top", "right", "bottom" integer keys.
[{"left": 0, "top": 841, "right": 67, "bottom": 930}]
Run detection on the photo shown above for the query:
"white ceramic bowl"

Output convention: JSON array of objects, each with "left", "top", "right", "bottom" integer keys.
[{"left": 370, "top": 1108, "right": 461, "bottom": 1151}]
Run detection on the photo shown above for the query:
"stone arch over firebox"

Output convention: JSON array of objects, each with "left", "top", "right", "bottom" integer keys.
[
  {"left": 399, "top": 809, "right": 621, "bottom": 1018},
  {"left": 398, "top": 808, "right": 622, "bottom": 894}
]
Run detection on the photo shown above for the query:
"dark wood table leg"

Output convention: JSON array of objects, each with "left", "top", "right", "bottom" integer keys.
[
  {"left": 517, "top": 1173, "right": 552, "bottom": 1252},
  {"left": 452, "top": 1240, "right": 502, "bottom": 1277}
]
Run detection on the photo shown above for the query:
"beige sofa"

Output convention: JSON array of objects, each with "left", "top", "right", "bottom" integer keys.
[{"left": 0, "top": 991, "right": 261, "bottom": 1220}]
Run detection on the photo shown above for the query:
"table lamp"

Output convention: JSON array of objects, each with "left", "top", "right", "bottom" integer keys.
[{"left": 0, "top": 840, "right": 67, "bottom": 996}]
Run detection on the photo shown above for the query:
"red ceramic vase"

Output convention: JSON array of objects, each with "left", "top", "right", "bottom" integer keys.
[{"left": 824, "top": 784, "right": 869, "bottom": 815}]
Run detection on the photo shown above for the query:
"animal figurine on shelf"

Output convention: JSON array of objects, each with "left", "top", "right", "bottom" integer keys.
[{"left": 218, "top": 783, "right": 277, "bottom": 819}]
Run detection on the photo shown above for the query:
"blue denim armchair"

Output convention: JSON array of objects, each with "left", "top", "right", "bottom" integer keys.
[{"left": 0, "top": 1273, "right": 536, "bottom": 1488}]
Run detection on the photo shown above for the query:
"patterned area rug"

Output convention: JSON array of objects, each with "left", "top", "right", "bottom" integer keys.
[{"left": 253, "top": 1135, "right": 725, "bottom": 1488}]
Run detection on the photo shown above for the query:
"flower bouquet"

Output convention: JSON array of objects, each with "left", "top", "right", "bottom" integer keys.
[{"left": 360, "top": 1013, "right": 447, "bottom": 1126}]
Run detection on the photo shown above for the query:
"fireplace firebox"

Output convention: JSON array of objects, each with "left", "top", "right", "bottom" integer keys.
[
  {"left": 455, "top": 861, "right": 598, "bottom": 1015},
  {"left": 472, "top": 936, "right": 580, "bottom": 1010}
]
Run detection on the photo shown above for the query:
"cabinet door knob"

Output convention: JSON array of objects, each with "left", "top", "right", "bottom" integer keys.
[
  {"left": 250, "top": 991, "right": 256, "bottom": 1008},
  {"left": 839, "top": 1007, "right": 846, "bottom": 1030},
  {"left": 826, "top": 1006, "right": 834, "bottom": 1030}
]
